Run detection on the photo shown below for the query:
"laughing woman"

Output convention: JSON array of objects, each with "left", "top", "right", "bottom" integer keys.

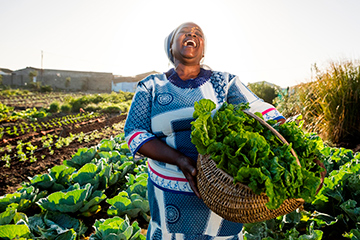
[{"left": 124, "top": 22, "right": 285, "bottom": 240}]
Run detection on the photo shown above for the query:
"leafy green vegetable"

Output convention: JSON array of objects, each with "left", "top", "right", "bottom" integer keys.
[
  {"left": 89, "top": 216, "right": 145, "bottom": 240},
  {"left": 0, "top": 186, "right": 42, "bottom": 212},
  {"left": 243, "top": 210, "right": 326, "bottom": 240},
  {"left": 99, "top": 139, "right": 116, "bottom": 152},
  {"left": 36, "top": 183, "right": 106, "bottom": 213},
  {"left": 26, "top": 173, "right": 54, "bottom": 191},
  {"left": 107, "top": 191, "right": 150, "bottom": 222},
  {"left": 63, "top": 147, "right": 97, "bottom": 169},
  {"left": 310, "top": 155, "right": 360, "bottom": 237},
  {"left": 0, "top": 224, "right": 31, "bottom": 239},
  {"left": 49, "top": 164, "right": 76, "bottom": 191},
  {"left": 98, "top": 150, "right": 122, "bottom": 164},
  {"left": 0, "top": 203, "right": 28, "bottom": 226},
  {"left": 28, "top": 211, "right": 87, "bottom": 239},
  {"left": 191, "top": 99, "right": 324, "bottom": 209}
]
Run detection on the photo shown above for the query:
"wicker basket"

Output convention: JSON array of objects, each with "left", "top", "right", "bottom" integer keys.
[{"left": 196, "top": 110, "right": 305, "bottom": 223}]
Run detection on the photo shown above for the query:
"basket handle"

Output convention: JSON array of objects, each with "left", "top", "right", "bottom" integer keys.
[{"left": 242, "top": 110, "right": 301, "bottom": 167}]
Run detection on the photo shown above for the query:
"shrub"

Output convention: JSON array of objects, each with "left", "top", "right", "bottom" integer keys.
[
  {"left": 101, "top": 105, "right": 121, "bottom": 114},
  {"left": 84, "top": 103, "right": 101, "bottom": 112},
  {"left": 60, "top": 103, "right": 72, "bottom": 113},
  {"left": 273, "top": 87, "right": 302, "bottom": 118},
  {"left": 29, "top": 82, "right": 41, "bottom": 91},
  {"left": 49, "top": 101, "right": 60, "bottom": 113},
  {"left": 40, "top": 85, "right": 53, "bottom": 93}
]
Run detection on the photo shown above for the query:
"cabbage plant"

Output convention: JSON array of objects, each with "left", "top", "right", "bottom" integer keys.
[
  {"left": 36, "top": 183, "right": 106, "bottom": 214},
  {"left": 89, "top": 216, "right": 145, "bottom": 240}
]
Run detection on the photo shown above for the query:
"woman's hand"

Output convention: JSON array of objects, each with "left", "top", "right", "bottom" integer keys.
[
  {"left": 175, "top": 155, "right": 201, "bottom": 198},
  {"left": 138, "top": 138, "right": 201, "bottom": 198}
]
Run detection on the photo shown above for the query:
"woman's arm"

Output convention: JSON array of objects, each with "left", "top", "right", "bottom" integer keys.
[{"left": 137, "top": 138, "right": 200, "bottom": 198}]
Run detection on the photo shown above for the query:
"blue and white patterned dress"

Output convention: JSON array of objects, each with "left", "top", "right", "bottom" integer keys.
[{"left": 124, "top": 68, "right": 284, "bottom": 240}]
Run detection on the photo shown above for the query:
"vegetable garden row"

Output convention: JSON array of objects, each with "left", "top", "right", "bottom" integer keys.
[
  {"left": 0, "top": 90, "right": 134, "bottom": 196},
  {"left": 1, "top": 128, "right": 360, "bottom": 239}
]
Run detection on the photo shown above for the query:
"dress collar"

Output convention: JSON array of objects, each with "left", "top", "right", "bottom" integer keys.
[{"left": 165, "top": 68, "right": 212, "bottom": 89}]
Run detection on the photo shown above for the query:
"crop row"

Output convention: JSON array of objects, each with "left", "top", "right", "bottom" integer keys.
[
  {"left": 0, "top": 116, "right": 126, "bottom": 168},
  {"left": 1, "top": 112, "right": 102, "bottom": 139},
  {"left": 0, "top": 133, "right": 148, "bottom": 239}
]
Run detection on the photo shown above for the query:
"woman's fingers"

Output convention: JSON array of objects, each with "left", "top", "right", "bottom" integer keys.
[
  {"left": 185, "top": 171, "right": 201, "bottom": 198},
  {"left": 178, "top": 158, "right": 201, "bottom": 198}
]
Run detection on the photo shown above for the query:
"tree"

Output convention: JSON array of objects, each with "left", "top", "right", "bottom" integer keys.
[
  {"left": 247, "top": 81, "right": 280, "bottom": 105},
  {"left": 65, "top": 77, "right": 71, "bottom": 91},
  {"left": 28, "top": 70, "right": 38, "bottom": 83}
]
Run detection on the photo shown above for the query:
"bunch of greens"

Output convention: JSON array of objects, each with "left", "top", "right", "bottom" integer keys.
[{"left": 191, "top": 99, "right": 324, "bottom": 209}]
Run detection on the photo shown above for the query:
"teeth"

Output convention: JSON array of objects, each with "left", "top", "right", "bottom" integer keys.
[{"left": 185, "top": 40, "right": 196, "bottom": 47}]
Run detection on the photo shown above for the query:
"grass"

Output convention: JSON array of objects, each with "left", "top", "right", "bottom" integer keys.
[{"left": 297, "top": 60, "right": 360, "bottom": 145}]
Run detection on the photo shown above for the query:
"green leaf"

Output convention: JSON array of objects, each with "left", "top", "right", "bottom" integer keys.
[
  {"left": 0, "top": 203, "right": 17, "bottom": 225},
  {"left": 49, "top": 164, "right": 76, "bottom": 187},
  {"left": 79, "top": 190, "right": 107, "bottom": 213},
  {"left": 0, "top": 224, "right": 30, "bottom": 239},
  {"left": 71, "top": 163, "right": 100, "bottom": 189},
  {"left": 64, "top": 147, "right": 97, "bottom": 169},
  {"left": 90, "top": 216, "right": 133, "bottom": 240},
  {"left": 99, "top": 139, "right": 116, "bottom": 152},
  {"left": 36, "top": 183, "right": 92, "bottom": 212},
  {"left": 28, "top": 173, "right": 54, "bottom": 190}
]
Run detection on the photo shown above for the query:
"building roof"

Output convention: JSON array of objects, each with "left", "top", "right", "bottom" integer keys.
[
  {"left": 113, "top": 70, "right": 160, "bottom": 83},
  {"left": 0, "top": 68, "right": 13, "bottom": 74},
  {"left": 14, "top": 66, "right": 113, "bottom": 75}
]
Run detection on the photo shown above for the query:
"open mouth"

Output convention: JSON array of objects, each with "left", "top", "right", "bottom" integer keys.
[{"left": 184, "top": 39, "right": 196, "bottom": 47}]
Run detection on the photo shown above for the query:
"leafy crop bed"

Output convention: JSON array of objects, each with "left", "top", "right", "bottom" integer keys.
[
  {"left": 0, "top": 113, "right": 127, "bottom": 195},
  {"left": 0, "top": 133, "right": 149, "bottom": 239}
]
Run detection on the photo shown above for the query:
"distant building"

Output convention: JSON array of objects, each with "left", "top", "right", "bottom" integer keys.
[
  {"left": 1, "top": 66, "right": 158, "bottom": 92},
  {"left": 112, "top": 71, "right": 159, "bottom": 92},
  {"left": 0, "top": 68, "right": 13, "bottom": 75}
]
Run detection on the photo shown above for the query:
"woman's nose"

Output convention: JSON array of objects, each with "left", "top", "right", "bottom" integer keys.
[{"left": 185, "top": 32, "right": 197, "bottom": 37}]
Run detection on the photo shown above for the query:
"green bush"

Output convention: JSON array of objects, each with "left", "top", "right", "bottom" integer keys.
[
  {"left": 60, "top": 103, "right": 72, "bottom": 113},
  {"left": 247, "top": 81, "right": 280, "bottom": 105},
  {"left": 49, "top": 101, "right": 60, "bottom": 113},
  {"left": 29, "top": 82, "right": 41, "bottom": 91},
  {"left": 62, "top": 92, "right": 134, "bottom": 113},
  {"left": 84, "top": 103, "right": 101, "bottom": 112},
  {"left": 273, "top": 87, "right": 302, "bottom": 118},
  {"left": 100, "top": 105, "right": 121, "bottom": 114},
  {"left": 40, "top": 85, "right": 53, "bottom": 93}
]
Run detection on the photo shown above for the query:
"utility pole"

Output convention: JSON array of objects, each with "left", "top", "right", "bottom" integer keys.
[{"left": 41, "top": 50, "right": 43, "bottom": 83}]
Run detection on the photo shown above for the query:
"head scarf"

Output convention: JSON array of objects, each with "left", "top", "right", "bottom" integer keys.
[
  {"left": 164, "top": 23, "right": 206, "bottom": 66},
  {"left": 164, "top": 28, "right": 178, "bottom": 65}
]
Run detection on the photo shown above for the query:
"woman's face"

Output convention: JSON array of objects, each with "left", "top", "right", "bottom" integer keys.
[{"left": 171, "top": 22, "right": 205, "bottom": 66}]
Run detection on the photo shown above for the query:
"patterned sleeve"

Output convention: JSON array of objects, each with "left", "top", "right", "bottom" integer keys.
[
  {"left": 124, "top": 80, "right": 156, "bottom": 156},
  {"left": 226, "top": 74, "right": 285, "bottom": 121}
]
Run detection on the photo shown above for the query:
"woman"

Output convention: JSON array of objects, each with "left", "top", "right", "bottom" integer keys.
[{"left": 124, "top": 22, "right": 285, "bottom": 240}]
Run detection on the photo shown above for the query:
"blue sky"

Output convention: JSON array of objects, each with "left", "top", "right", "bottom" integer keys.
[{"left": 1, "top": 0, "right": 360, "bottom": 88}]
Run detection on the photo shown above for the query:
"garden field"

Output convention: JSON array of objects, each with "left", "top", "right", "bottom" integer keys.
[
  {"left": 0, "top": 59, "right": 360, "bottom": 240},
  {"left": 0, "top": 111, "right": 126, "bottom": 195}
]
